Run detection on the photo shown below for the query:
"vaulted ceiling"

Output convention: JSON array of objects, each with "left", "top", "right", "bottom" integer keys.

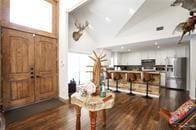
[
  {"left": 68, "top": 0, "right": 190, "bottom": 52},
  {"left": 69, "top": 0, "right": 146, "bottom": 41},
  {"left": 117, "top": 0, "right": 175, "bottom": 36}
]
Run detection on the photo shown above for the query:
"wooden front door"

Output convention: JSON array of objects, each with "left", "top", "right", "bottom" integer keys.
[
  {"left": 2, "top": 29, "right": 35, "bottom": 109},
  {"left": 35, "top": 35, "right": 58, "bottom": 101}
]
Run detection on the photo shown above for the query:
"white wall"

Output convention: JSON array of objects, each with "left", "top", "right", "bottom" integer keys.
[
  {"left": 67, "top": 1, "right": 190, "bottom": 55},
  {"left": 190, "top": 36, "right": 196, "bottom": 99},
  {"left": 68, "top": 14, "right": 97, "bottom": 53},
  {"left": 59, "top": 0, "right": 93, "bottom": 99},
  {"left": 97, "top": 6, "right": 189, "bottom": 48},
  {"left": 58, "top": 0, "right": 69, "bottom": 100},
  {"left": 119, "top": 45, "right": 189, "bottom": 65},
  {"left": 185, "top": 45, "right": 190, "bottom": 91}
]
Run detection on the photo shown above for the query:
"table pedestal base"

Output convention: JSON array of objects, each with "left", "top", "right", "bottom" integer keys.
[
  {"left": 102, "top": 109, "right": 106, "bottom": 127},
  {"left": 75, "top": 105, "right": 81, "bottom": 130},
  {"left": 74, "top": 106, "right": 106, "bottom": 130},
  {"left": 89, "top": 111, "right": 97, "bottom": 130}
]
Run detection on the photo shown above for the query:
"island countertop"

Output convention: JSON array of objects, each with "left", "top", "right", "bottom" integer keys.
[
  {"left": 105, "top": 70, "right": 161, "bottom": 97},
  {"left": 107, "top": 70, "right": 160, "bottom": 74}
]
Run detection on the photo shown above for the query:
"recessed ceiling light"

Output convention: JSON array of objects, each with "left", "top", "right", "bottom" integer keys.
[
  {"left": 88, "top": 24, "right": 93, "bottom": 29},
  {"left": 121, "top": 46, "right": 124, "bottom": 49},
  {"left": 157, "top": 45, "right": 160, "bottom": 49},
  {"left": 129, "top": 8, "right": 135, "bottom": 15},
  {"left": 155, "top": 42, "right": 158, "bottom": 46},
  {"left": 105, "top": 17, "right": 111, "bottom": 22}
]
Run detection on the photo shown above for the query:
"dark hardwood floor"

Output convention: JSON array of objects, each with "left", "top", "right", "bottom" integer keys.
[{"left": 6, "top": 88, "right": 190, "bottom": 130}]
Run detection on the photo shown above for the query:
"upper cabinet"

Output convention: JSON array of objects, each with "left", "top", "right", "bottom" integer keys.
[{"left": 119, "top": 45, "right": 189, "bottom": 66}]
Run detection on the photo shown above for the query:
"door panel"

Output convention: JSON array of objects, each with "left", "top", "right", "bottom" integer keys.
[
  {"left": 2, "top": 29, "right": 35, "bottom": 110},
  {"left": 35, "top": 36, "right": 57, "bottom": 101}
]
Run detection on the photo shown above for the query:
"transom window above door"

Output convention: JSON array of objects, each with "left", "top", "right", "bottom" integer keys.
[{"left": 10, "top": 0, "right": 53, "bottom": 32}]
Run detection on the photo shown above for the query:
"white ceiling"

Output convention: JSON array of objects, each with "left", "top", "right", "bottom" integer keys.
[
  {"left": 69, "top": 0, "right": 147, "bottom": 41},
  {"left": 69, "top": 0, "right": 177, "bottom": 39},
  {"left": 66, "top": 0, "right": 90, "bottom": 12},
  {"left": 69, "top": 0, "right": 190, "bottom": 52},
  {"left": 117, "top": 0, "right": 174, "bottom": 36},
  {"left": 105, "top": 36, "right": 191, "bottom": 52}
]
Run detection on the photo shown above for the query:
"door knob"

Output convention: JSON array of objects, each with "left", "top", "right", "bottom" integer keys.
[
  {"left": 30, "top": 76, "right": 34, "bottom": 79},
  {"left": 30, "top": 67, "right": 34, "bottom": 70}
]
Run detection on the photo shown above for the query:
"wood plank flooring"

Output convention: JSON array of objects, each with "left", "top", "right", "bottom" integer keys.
[{"left": 6, "top": 88, "right": 190, "bottom": 130}]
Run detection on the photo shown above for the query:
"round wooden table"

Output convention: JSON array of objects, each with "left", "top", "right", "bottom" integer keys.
[{"left": 71, "top": 92, "right": 115, "bottom": 130}]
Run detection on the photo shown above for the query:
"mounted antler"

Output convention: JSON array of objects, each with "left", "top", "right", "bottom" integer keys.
[{"left": 73, "top": 20, "right": 89, "bottom": 41}]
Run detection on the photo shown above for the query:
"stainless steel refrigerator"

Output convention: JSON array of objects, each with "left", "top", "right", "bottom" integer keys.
[{"left": 165, "top": 57, "right": 187, "bottom": 90}]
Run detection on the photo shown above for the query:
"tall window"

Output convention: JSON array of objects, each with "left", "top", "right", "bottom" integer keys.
[
  {"left": 10, "top": 0, "right": 53, "bottom": 32},
  {"left": 68, "top": 52, "right": 91, "bottom": 85}
]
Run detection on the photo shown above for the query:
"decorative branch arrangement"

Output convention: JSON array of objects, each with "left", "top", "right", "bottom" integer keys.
[
  {"left": 89, "top": 50, "right": 107, "bottom": 96},
  {"left": 72, "top": 20, "right": 89, "bottom": 41},
  {"left": 171, "top": 0, "right": 196, "bottom": 43}
]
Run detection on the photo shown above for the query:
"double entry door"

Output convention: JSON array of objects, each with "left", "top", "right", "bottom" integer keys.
[{"left": 2, "top": 28, "right": 58, "bottom": 110}]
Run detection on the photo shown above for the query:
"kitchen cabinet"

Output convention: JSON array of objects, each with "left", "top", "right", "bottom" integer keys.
[{"left": 160, "top": 72, "right": 166, "bottom": 86}]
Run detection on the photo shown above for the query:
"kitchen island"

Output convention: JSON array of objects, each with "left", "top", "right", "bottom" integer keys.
[{"left": 106, "top": 70, "right": 160, "bottom": 97}]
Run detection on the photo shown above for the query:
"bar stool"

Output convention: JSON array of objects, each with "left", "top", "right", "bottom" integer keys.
[
  {"left": 127, "top": 73, "right": 136, "bottom": 96},
  {"left": 106, "top": 71, "right": 112, "bottom": 90},
  {"left": 113, "top": 72, "right": 122, "bottom": 93},
  {"left": 143, "top": 72, "right": 154, "bottom": 98}
]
